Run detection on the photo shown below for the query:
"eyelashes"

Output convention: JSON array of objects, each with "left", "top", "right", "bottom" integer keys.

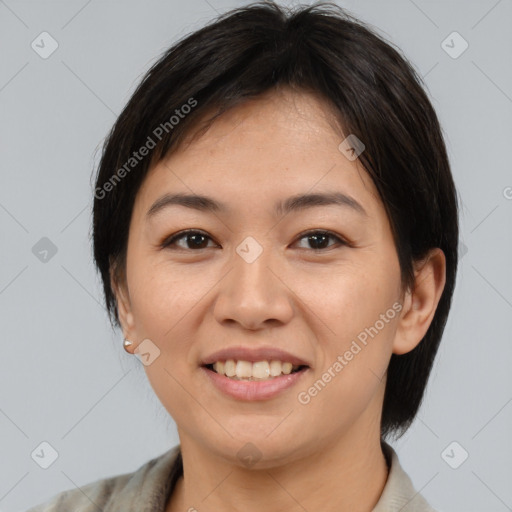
[
  {"left": 161, "top": 229, "right": 350, "bottom": 252},
  {"left": 162, "top": 229, "right": 215, "bottom": 250}
]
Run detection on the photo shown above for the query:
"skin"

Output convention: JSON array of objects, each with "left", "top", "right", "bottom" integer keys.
[{"left": 113, "top": 88, "right": 446, "bottom": 512}]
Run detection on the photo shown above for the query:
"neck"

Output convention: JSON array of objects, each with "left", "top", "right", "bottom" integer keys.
[{"left": 167, "top": 426, "right": 389, "bottom": 512}]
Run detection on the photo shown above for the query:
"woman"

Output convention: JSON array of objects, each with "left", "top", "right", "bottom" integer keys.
[{"left": 27, "top": 1, "right": 458, "bottom": 511}]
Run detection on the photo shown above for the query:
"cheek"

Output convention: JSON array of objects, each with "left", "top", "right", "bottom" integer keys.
[
  {"left": 126, "top": 261, "right": 205, "bottom": 421},
  {"left": 297, "top": 275, "right": 400, "bottom": 431},
  {"left": 303, "top": 253, "right": 401, "bottom": 402},
  {"left": 310, "top": 259, "right": 401, "bottom": 347},
  {"left": 128, "top": 256, "right": 207, "bottom": 337}
]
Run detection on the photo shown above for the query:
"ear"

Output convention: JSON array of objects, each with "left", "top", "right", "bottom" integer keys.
[
  {"left": 393, "top": 248, "right": 446, "bottom": 355},
  {"left": 110, "top": 266, "right": 137, "bottom": 352}
]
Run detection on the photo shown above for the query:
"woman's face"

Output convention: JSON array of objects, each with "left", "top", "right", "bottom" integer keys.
[{"left": 116, "top": 90, "right": 410, "bottom": 466}]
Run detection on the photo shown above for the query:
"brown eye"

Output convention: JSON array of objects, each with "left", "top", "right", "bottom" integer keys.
[
  {"left": 162, "top": 230, "right": 216, "bottom": 250},
  {"left": 294, "top": 230, "right": 347, "bottom": 251}
]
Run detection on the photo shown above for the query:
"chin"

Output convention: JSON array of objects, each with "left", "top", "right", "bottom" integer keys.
[{"left": 201, "top": 426, "right": 311, "bottom": 469}]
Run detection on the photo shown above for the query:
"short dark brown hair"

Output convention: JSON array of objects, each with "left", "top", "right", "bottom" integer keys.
[{"left": 92, "top": 1, "right": 459, "bottom": 439}]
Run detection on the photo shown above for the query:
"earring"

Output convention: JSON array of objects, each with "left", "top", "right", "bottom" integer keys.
[{"left": 123, "top": 339, "right": 133, "bottom": 353}]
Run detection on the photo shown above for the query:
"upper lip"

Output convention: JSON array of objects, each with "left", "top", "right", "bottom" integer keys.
[{"left": 201, "top": 346, "right": 310, "bottom": 367}]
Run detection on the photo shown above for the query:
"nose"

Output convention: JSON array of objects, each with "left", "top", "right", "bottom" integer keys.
[{"left": 212, "top": 242, "right": 294, "bottom": 331}]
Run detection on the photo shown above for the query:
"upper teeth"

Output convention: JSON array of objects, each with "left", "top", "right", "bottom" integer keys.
[{"left": 212, "top": 360, "right": 300, "bottom": 380}]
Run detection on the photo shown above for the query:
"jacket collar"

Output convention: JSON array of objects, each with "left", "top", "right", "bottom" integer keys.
[
  {"left": 111, "top": 442, "right": 436, "bottom": 512},
  {"left": 372, "top": 442, "right": 437, "bottom": 511}
]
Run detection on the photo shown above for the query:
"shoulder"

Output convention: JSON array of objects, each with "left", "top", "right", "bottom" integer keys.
[
  {"left": 25, "top": 445, "right": 182, "bottom": 512},
  {"left": 372, "top": 442, "right": 438, "bottom": 512},
  {"left": 25, "top": 472, "right": 131, "bottom": 512}
]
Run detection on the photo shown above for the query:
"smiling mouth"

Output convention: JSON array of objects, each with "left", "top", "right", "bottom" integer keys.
[{"left": 203, "top": 360, "right": 308, "bottom": 381}]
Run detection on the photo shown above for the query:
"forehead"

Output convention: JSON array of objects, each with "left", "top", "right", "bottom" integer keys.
[{"left": 134, "top": 89, "right": 382, "bottom": 219}]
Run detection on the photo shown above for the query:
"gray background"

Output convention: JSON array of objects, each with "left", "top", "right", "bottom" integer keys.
[{"left": 1, "top": 0, "right": 511, "bottom": 511}]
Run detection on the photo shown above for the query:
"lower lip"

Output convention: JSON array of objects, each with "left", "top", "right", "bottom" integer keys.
[{"left": 201, "top": 366, "right": 309, "bottom": 401}]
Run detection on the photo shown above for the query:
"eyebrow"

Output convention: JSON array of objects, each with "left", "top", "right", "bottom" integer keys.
[{"left": 146, "top": 191, "right": 367, "bottom": 219}]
